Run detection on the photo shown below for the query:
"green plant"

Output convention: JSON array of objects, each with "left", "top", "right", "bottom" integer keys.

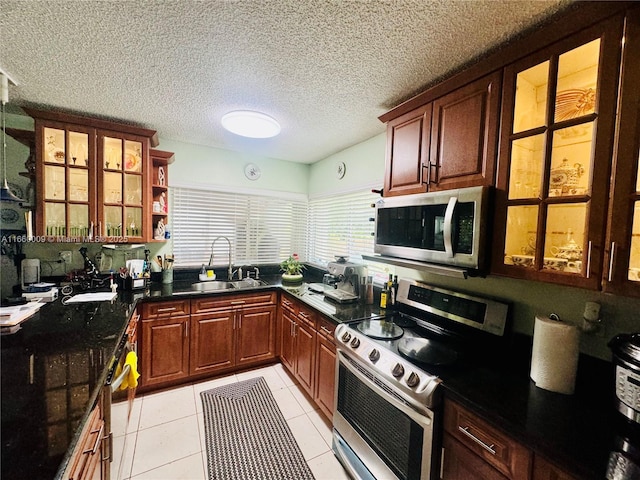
[{"left": 280, "top": 253, "right": 305, "bottom": 275}]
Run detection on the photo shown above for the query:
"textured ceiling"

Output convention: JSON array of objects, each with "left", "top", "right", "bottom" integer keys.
[{"left": 1, "top": 0, "right": 571, "bottom": 164}]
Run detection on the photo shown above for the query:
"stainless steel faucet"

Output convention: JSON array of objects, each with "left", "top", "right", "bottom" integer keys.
[{"left": 208, "top": 236, "right": 234, "bottom": 280}]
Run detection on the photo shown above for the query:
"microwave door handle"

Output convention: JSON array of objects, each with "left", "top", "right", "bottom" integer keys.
[{"left": 443, "top": 196, "right": 457, "bottom": 257}]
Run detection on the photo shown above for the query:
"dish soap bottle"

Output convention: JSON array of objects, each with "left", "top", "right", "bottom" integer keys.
[{"left": 199, "top": 264, "right": 208, "bottom": 282}]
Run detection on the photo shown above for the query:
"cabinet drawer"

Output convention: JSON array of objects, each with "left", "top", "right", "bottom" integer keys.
[
  {"left": 444, "top": 399, "right": 532, "bottom": 479},
  {"left": 280, "top": 296, "right": 298, "bottom": 315},
  {"left": 317, "top": 315, "right": 336, "bottom": 342},
  {"left": 192, "top": 291, "right": 276, "bottom": 313},
  {"left": 142, "top": 299, "right": 190, "bottom": 318},
  {"left": 297, "top": 303, "right": 316, "bottom": 328}
]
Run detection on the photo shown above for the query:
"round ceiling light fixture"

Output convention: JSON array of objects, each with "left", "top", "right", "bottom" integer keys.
[{"left": 221, "top": 110, "right": 281, "bottom": 138}]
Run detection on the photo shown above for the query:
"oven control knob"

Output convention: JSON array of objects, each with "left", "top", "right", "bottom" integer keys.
[
  {"left": 406, "top": 372, "right": 420, "bottom": 388},
  {"left": 350, "top": 337, "right": 360, "bottom": 348},
  {"left": 341, "top": 332, "right": 352, "bottom": 343},
  {"left": 392, "top": 363, "right": 405, "bottom": 378},
  {"left": 369, "top": 349, "right": 380, "bottom": 363}
]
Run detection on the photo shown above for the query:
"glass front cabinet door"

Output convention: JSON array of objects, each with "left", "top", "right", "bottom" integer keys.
[
  {"left": 98, "top": 133, "right": 148, "bottom": 242},
  {"left": 36, "top": 121, "right": 96, "bottom": 240},
  {"left": 605, "top": 7, "right": 640, "bottom": 297},
  {"left": 492, "top": 16, "right": 625, "bottom": 290}
]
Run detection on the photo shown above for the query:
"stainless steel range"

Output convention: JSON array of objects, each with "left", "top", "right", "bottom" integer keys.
[{"left": 332, "top": 279, "right": 509, "bottom": 480}]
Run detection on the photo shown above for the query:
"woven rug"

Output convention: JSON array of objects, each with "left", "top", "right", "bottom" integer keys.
[{"left": 200, "top": 377, "right": 315, "bottom": 480}]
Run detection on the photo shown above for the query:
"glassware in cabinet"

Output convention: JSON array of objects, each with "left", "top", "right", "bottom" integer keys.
[
  {"left": 39, "top": 124, "right": 94, "bottom": 240},
  {"left": 98, "top": 134, "right": 146, "bottom": 241}
]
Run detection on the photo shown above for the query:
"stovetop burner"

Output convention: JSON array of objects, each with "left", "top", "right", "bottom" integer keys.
[
  {"left": 397, "top": 336, "right": 458, "bottom": 366},
  {"left": 356, "top": 319, "right": 404, "bottom": 340}
]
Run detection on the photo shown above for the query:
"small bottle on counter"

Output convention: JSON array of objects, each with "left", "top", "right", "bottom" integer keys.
[
  {"left": 199, "top": 264, "right": 208, "bottom": 281},
  {"left": 379, "top": 281, "right": 388, "bottom": 309}
]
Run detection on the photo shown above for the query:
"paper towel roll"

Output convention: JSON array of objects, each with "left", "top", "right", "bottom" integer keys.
[{"left": 530, "top": 315, "right": 580, "bottom": 395}]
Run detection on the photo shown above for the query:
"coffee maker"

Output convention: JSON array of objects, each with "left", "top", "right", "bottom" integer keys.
[{"left": 324, "top": 257, "right": 363, "bottom": 303}]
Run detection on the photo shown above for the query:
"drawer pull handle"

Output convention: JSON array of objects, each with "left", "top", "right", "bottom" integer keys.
[
  {"left": 230, "top": 301, "right": 245, "bottom": 305},
  {"left": 84, "top": 422, "right": 105, "bottom": 455},
  {"left": 320, "top": 326, "right": 333, "bottom": 335},
  {"left": 458, "top": 425, "right": 496, "bottom": 455},
  {"left": 157, "top": 307, "right": 177, "bottom": 313}
]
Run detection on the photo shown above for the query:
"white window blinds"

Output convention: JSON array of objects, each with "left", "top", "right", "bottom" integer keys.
[
  {"left": 172, "top": 187, "right": 308, "bottom": 267},
  {"left": 307, "top": 190, "right": 379, "bottom": 267}
]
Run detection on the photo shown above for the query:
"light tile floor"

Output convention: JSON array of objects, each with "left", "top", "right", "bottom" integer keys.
[{"left": 111, "top": 363, "right": 351, "bottom": 480}]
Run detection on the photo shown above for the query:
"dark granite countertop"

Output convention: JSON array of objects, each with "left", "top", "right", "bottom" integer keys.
[{"left": 2, "top": 271, "right": 635, "bottom": 480}]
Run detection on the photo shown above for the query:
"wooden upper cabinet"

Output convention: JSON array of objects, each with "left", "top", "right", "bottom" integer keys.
[
  {"left": 604, "top": 6, "right": 640, "bottom": 297},
  {"left": 383, "top": 104, "right": 432, "bottom": 196},
  {"left": 429, "top": 72, "right": 502, "bottom": 192},
  {"left": 491, "top": 14, "right": 625, "bottom": 290},
  {"left": 382, "top": 72, "right": 501, "bottom": 196},
  {"left": 24, "top": 108, "right": 158, "bottom": 243}
]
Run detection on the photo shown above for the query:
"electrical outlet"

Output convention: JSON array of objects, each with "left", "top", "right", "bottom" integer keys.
[{"left": 60, "top": 251, "right": 72, "bottom": 263}]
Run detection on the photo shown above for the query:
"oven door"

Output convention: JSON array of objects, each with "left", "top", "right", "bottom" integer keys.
[
  {"left": 106, "top": 313, "right": 139, "bottom": 479},
  {"left": 332, "top": 349, "right": 440, "bottom": 480}
]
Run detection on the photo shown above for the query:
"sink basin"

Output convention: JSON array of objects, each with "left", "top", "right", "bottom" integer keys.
[
  {"left": 191, "top": 279, "right": 267, "bottom": 292},
  {"left": 231, "top": 279, "right": 266, "bottom": 289},
  {"left": 191, "top": 281, "right": 234, "bottom": 291}
]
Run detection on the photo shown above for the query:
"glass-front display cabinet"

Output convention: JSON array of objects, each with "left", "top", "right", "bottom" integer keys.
[
  {"left": 28, "top": 109, "right": 157, "bottom": 242},
  {"left": 98, "top": 133, "right": 147, "bottom": 242},
  {"left": 492, "top": 17, "right": 624, "bottom": 289},
  {"left": 604, "top": 7, "right": 640, "bottom": 297},
  {"left": 37, "top": 122, "right": 95, "bottom": 240}
]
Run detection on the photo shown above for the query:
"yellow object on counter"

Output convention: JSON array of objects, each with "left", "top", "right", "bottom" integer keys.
[{"left": 118, "top": 351, "right": 141, "bottom": 391}]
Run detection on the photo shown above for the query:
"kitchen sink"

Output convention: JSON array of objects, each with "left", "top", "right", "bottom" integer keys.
[
  {"left": 230, "top": 279, "right": 266, "bottom": 288},
  {"left": 191, "top": 281, "right": 234, "bottom": 291},
  {"left": 191, "top": 278, "right": 267, "bottom": 292}
]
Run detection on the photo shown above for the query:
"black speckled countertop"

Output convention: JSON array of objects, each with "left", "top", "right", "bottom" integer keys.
[{"left": 1, "top": 272, "right": 637, "bottom": 479}]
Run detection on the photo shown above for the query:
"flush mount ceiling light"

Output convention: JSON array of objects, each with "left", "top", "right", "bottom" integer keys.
[{"left": 221, "top": 110, "right": 281, "bottom": 138}]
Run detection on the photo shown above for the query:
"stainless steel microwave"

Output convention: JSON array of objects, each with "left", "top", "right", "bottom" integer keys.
[{"left": 373, "top": 186, "right": 490, "bottom": 270}]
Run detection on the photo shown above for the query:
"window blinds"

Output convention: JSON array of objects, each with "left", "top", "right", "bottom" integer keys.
[
  {"left": 307, "top": 190, "right": 379, "bottom": 267},
  {"left": 172, "top": 187, "right": 308, "bottom": 267}
]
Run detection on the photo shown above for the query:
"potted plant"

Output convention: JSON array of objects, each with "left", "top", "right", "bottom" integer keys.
[{"left": 280, "top": 253, "right": 305, "bottom": 283}]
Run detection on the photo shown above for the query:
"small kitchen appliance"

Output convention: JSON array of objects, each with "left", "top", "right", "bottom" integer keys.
[
  {"left": 332, "top": 278, "right": 509, "bottom": 480},
  {"left": 371, "top": 185, "right": 490, "bottom": 272},
  {"left": 609, "top": 333, "right": 640, "bottom": 424},
  {"left": 324, "top": 257, "right": 363, "bottom": 304}
]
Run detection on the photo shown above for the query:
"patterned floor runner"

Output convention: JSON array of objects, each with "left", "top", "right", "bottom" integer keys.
[{"left": 200, "top": 377, "right": 315, "bottom": 480}]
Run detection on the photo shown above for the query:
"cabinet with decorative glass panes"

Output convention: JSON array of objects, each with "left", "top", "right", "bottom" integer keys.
[
  {"left": 604, "top": 7, "right": 640, "bottom": 297},
  {"left": 491, "top": 16, "right": 625, "bottom": 290},
  {"left": 97, "top": 131, "right": 148, "bottom": 242},
  {"left": 27, "top": 109, "right": 157, "bottom": 243}
]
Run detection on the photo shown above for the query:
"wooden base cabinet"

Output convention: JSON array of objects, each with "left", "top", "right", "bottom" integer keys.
[
  {"left": 314, "top": 316, "right": 337, "bottom": 419},
  {"left": 279, "top": 295, "right": 316, "bottom": 396},
  {"left": 279, "top": 295, "right": 337, "bottom": 419},
  {"left": 140, "top": 293, "right": 277, "bottom": 390},
  {"left": 443, "top": 399, "right": 579, "bottom": 480},
  {"left": 443, "top": 399, "right": 532, "bottom": 480},
  {"left": 140, "top": 300, "right": 190, "bottom": 387}
]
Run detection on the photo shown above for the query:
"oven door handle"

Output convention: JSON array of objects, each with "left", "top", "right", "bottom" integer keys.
[
  {"left": 443, "top": 196, "right": 457, "bottom": 258},
  {"left": 337, "top": 350, "right": 434, "bottom": 426}
]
